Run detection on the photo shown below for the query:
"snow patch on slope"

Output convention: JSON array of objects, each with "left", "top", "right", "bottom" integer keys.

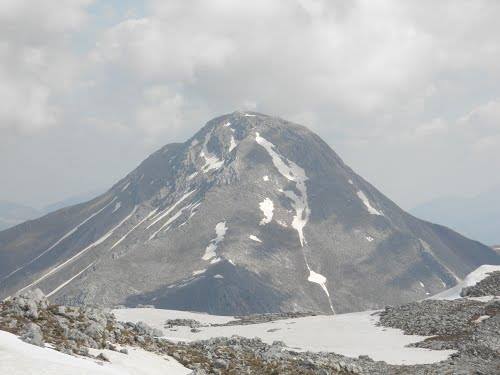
[
  {"left": 356, "top": 191, "right": 383, "bottom": 216},
  {"left": 259, "top": 198, "right": 274, "bottom": 225},
  {"left": 1, "top": 197, "right": 117, "bottom": 282},
  {"left": 112, "top": 201, "right": 121, "bottom": 213},
  {"left": 147, "top": 191, "right": 195, "bottom": 230},
  {"left": 111, "top": 209, "right": 158, "bottom": 249},
  {"left": 200, "top": 131, "right": 224, "bottom": 173},
  {"left": 229, "top": 136, "right": 237, "bottom": 152},
  {"left": 249, "top": 235, "right": 262, "bottom": 243},
  {"left": 0, "top": 330, "right": 190, "bottom": 375},
  {"left": 202, "top": 221, "right": 228, "bottom": 261},
  {"left": 16, "top": 206, "right": 137, "bottom": 295},
  {"left": 148, "top": 201, "right": 199, "bottom": 241},
  {"left": 255, "top": 132, "right": 310, "bottom": 246},
  {"left": 47, "top": 262, "right": 95, "bottom": 297},
  {"left": 431, "top": 264, "right": 500, "bottom": 300},
  {"left": 308, "top": 269, "right": 335, "bottom": 313},
  {"left": 255, "top": 132, "right": 333, "bottom": 312}
]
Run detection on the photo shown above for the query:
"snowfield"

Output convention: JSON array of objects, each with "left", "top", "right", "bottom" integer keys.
[
  {"left": 0, "top": 330, "right": 190, "bottom": 375},
  {"left": 430, "top": 264, "right": 500, "bottom": 300},
  {"left": 114, "top": 308, "right": 455, "bottom": 365}
]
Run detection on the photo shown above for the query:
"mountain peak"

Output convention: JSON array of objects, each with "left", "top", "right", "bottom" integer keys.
[{"left": 0, "top": 113, "right": 498, "bottom": 315}]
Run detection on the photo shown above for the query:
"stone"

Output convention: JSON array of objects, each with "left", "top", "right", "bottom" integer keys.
[{"left": 21, "top": 323, "right": 44, "bottom": 347}]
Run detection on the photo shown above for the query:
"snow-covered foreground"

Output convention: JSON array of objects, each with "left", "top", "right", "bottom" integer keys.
[
  {"left": 431, "top": 264, "right": 500, "bottom": 300},
  {"left": 114, "top": 308, "right": 455, "bottom": 365},
  {"left": 0, "top": 330, "right": 190, "bottom": 375}
]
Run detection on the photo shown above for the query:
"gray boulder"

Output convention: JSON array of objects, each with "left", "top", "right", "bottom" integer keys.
[{"left": 21, "top": 323, "right": 44, "bottom": 347}]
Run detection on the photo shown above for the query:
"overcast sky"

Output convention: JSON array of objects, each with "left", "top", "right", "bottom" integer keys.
[{"left": 2, "top": 0, "right": 500, "bottom": 210}]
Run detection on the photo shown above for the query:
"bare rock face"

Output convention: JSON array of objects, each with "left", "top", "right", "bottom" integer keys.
[{"left": 0, "top": 112, "right": 499, "bottom": 315}]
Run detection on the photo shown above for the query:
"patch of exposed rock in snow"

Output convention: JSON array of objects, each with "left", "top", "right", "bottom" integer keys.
[
  {"left": 202, "top": 221, "right": 228, "bottom": 261},
  {"left": 249, "top": 235, "right": 262, "bottom": 243},
  {"left": 114, "top": 308, "right": 455, "bottom": 365},
  {"left": 258, "top": 198, "right": 274, "bottom": 225},
  {"left": 431, "top": 264, "right": 500, "bottom": 300},
  {"left": 356, "top": 191, "right": 383, "bottom": 216},
  {"left": 0, "top": 330, "right": 190, "bottom": 375},
  {"left": 255, "top": 132, "right": 310, "bottom": 247},
  {"left": 112, "top": 201, "right": 121, "bottom": 213}
]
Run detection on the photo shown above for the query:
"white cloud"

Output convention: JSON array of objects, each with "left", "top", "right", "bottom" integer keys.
[
  {"left": 135, "top": 85, "right": 185, "bottom": 136},
  {"left": 0, "top": 0, "right": 92, "bottom": 134},
  {"left": 2, "top": 0, "right": 500, "bottom": 208}
]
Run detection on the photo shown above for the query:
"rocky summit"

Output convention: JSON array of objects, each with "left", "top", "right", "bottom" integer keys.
[{"left": 0, "top": 111, "right": 498, "bottom": 314}]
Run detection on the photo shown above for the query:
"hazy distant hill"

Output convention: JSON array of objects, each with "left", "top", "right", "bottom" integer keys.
[
  {"left": 411, "top": 187, "right": 500, "bottom": 245},
  {"left": 0, "top": 190, "right": 102, "bottom": 231},
  {"left": 0, "top": 201, "right": 40, "bottom": 231}
]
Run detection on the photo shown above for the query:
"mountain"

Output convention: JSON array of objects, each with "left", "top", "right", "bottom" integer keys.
[
  {"left": 0, "top": 201, "right": 40, "bottom": 231},
  {"left": 0, "top": 191, "right": 103, "bottom": 232},
  {"left": 0, "top": 112, "right": 498, "bottom": 315},
  {"left": 410, "top": 187, "right": 500, "bottom": 245}
]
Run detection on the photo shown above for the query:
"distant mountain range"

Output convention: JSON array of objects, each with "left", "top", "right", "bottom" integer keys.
[
  {"left": 410, "top": 186, "right": 500, "bottom": 246},
  {"left": 0, "top": 190, "right": 103, "bottom": 231},
  {"left": 0, "top": 112, "right": 498, "bottom": 315},
  {"left": 0, "top": 201, "right": 40, "bottom": 231}
]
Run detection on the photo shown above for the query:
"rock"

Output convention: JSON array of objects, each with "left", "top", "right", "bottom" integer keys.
[
  {"left": 213, "top": 359, "right": 229, "bottom": 369},
  {"left": 119, "top": 348, "right": 128, "bottom": 354},
  {"left": 21, "top": 323, "right": 44, "bottom": 347},
  {"left": 165, "top": 319, "right": 204, "bottom": 329},
  {"left": 85, "top": 322, "right": 105, "bottom": 339},
  {"left": 96, "top": 352, "right": 110, "bottom": 362}
]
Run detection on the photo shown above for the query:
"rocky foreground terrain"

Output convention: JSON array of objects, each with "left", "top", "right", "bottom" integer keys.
[{"left": 0, "top": 268, "right": 498, "bottom": 375}]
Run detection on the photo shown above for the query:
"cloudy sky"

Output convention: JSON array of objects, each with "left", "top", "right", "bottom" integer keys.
[{"left": 2, "top": 0, "right": 500, "bottom": 210}]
